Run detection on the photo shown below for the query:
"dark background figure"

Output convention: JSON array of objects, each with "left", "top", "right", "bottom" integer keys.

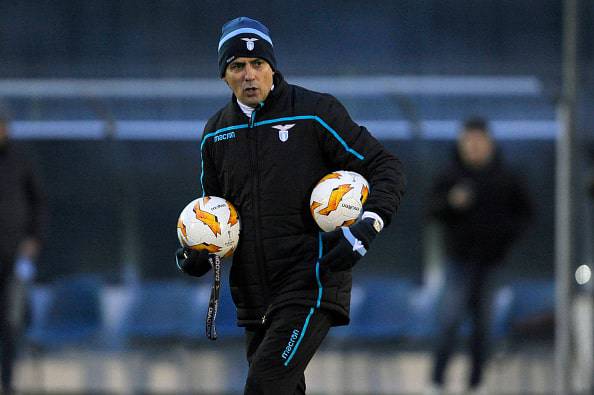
[
  {"left": 427, "top": 117, "right": 533, "bottom": 393},
  {"left": 0, "top": 117, "right": 46, "bottom": 395}
]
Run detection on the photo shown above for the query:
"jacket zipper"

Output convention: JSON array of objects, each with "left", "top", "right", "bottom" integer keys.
[{"left": 249, "top": 102, "right": 271, "bottom": 323}]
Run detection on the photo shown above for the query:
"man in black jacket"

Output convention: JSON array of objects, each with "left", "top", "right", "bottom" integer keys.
[
  {"left": 177, "top": 17, "right": 405, "bottom": 394},
  {"left": 427, "top": 117, "right": 532, "bottom": 393},
  {"left": 0, "top": 117, "right": 46, "bottom": 395}
]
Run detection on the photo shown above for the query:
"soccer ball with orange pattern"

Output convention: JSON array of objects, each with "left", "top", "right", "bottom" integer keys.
[
  {"left": 176, "top": 196, "right": 240, "bottom": 258},
  {"left": 310, "top": 170, "right": 369, "bottom": 232}
]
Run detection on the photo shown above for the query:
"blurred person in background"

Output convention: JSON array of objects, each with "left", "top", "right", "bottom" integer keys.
[
  {"left": 175, "top": 17, "right": 404, "bottom": 394},
  {"left": 427, "top": 117, "right": 532, "bottom": 394},
  {"left": 0, "top": 117, "right": 46, "bottom": 395}
]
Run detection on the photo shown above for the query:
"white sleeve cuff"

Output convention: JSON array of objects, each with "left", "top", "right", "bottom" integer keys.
[{"left": 361, "top": 211, "right": 384, "bottom": 232}]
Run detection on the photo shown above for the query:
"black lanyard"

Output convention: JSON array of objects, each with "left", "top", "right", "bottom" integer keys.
[{"left": 205, "top": 254, "right": 221, "bottom": 340}]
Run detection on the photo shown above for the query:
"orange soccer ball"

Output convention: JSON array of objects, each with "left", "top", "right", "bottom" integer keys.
[
  {"left": 310, "top": 171, "right": 369, "bottom": 232},
  {"left": 177, "top": 196, "right": 240, "bottom": 258}
]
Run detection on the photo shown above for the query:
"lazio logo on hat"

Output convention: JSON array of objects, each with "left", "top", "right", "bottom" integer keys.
[{"left": 241, "top": 37, "right": 259, "bottom": 50}]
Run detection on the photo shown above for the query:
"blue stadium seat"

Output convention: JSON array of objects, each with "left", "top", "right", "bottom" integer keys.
[
  {"left": 414, "top": 283, "right": 517, "bottom": 343},
  {"left": 490, "top": 285, "right": 516, "bottom": 341},
  {"left": 337, "top": 276, "right": 416, "bottom": 342},
  {"left": 119, "top": 280, "right": 207, "bottom": 345},
  {"left": 507, "top": 279, "right": 555, "bottom": 340},
  {"left": 508, "top": 279, "right": 554, "bottom": 321},
  {"left": 330, "top": 277, "right": 518, "bottom": 347},
  {"left": 27, "top": 274, "right": 104, "bottom": 350}
]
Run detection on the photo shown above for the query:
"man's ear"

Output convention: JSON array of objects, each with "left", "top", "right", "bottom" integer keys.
[{"left": 221, "top": 76, "right": 230, "bottom": 87}]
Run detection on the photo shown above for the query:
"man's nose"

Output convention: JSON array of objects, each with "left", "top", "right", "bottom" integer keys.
[{"left": 244, "top": 64, "right": 256, "bottom": 80}]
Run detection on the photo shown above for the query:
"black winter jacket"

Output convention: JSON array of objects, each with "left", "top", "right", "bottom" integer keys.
[
  {"left": 200, "top": 73, "right": 405, "bottom": 326},
  {"left": 0, "top": 143, "right": 46, "bottom": 264},
  {"left": 428, "top": 149, "right": 532, "bottom": 266}
]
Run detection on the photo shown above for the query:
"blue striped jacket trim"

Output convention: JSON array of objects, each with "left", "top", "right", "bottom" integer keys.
[{"left": 199, "top": 115, "right": 365, "bottom": 194}]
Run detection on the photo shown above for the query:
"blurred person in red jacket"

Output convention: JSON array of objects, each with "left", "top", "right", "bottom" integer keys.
[{"left": 0, "top": 117, "right": 46, "bottom": 395}]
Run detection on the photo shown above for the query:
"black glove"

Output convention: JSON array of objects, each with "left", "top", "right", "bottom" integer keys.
[
  {"left": 320, "top": 218, "right": 379, "bottom": 272},
  {"left": 175, "top": 247, "right": 212, "bottom": 277}
]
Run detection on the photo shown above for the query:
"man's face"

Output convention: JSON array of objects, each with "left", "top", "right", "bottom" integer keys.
[
  {"left": 222, "top": 57, "right": 274, "bottom": 107},
  {"left": 458, "top": 129, "right": 494, "bottom": 168}
]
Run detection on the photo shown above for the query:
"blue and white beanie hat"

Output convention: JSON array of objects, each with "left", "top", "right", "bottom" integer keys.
[{"left": 218, "top": 17, "right": 276, "bottom": 77}]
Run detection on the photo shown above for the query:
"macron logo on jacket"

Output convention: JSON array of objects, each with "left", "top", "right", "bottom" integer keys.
[{"left": 214, "top": 131, "right": 236, "bottom": 143}]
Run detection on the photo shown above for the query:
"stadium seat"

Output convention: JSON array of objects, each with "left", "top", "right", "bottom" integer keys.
[
  {"left": 488, "top": 279, "right": 555, "bottom": 391},
  {"left": 405, "top": 283, "right": 440, "bottom": 343},
  {"left": 118, "top": 280, "right": 207, "bottom": 345},
  {"left": 507, "top": 279, "right": 555, "bottom": 341},
  {"left": 490, "top": 285, "right": 516, "bottom": 341},
  {"left": 27, "top": 274, "right": 104, "bottom": 350},
  {"left": 338, "top": 276, "right": 416, "bottom": 342}
]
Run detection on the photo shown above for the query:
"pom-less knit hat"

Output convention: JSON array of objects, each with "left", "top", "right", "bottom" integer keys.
[{"left": 218, "top": 17, "right": 276, "bottom": 77}]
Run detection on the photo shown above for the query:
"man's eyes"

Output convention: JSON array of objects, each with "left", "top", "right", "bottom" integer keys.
[{"left": 230, "top": 61, "right": 262, "bottom": 70}]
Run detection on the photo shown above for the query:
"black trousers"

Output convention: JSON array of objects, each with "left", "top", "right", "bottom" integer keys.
[
  {"left": 431, "top": 260, "right": 495, "bottom": 389},
  {"left": 244, "top": 305, "right": 332, "bottom": 395},
  {"left": 0, "top": 256, "right": 17, "bottom": 393}
]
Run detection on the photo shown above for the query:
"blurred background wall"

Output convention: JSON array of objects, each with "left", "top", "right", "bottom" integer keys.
[
  {"left": 0, "top": 1, "right": 592, "bottom": 393},
  {"left": 0, "top": 0, "right": 588, "bottom": 78}
]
